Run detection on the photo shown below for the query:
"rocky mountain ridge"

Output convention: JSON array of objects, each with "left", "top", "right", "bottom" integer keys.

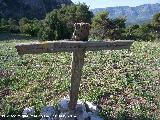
[{"left": 91, "top": 3, "right": 160, "bottom": 24}]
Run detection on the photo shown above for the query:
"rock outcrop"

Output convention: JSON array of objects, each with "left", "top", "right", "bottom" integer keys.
[{"left": 0, "top": 0, "right": 72, "bottom": 19}]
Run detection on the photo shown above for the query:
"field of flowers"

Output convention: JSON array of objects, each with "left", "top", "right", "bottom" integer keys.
[{"left": 0, "top": 39, "right": 160, "bottom": 119}]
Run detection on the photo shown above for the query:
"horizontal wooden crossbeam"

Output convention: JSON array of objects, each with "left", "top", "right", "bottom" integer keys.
[{"left": 15, "top": 40, "right": 134, "bottom": 55}]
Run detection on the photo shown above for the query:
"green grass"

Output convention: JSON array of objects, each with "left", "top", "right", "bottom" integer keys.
[{"left": 0, "top": 38, "right": 160, "bottom": 120}]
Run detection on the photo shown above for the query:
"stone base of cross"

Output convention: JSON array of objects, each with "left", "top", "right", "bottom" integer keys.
[{"left": 15, "top": 22, "right": 134, "bottom": 110}]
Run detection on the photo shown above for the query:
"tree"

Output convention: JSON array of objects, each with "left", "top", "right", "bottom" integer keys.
[
  {"left": 8, "top": 18, "right": 19, "bottom": 33},
  {"left": 152, "top": 12, "right": 160, "bottom": 27},
  {"left": 38, "top": 21, "right": 56, "bottom": 41},
  {"left": 19, "top": 17, "right": 29, "bottom": 33},
  {"left": 19, "top": 18, "right": 40, "bottom": 36},
  {"left": 91, "top": 12, "right": 110, "bottom": 40},
  {"left": 91, "top": 12, "right": 126, "bottom": 40},
  {"left": 39, "top": 10, "right": 69, "bottom": 40},
  {"left": 137, "top": 23, "right": 155, "bottom": 41},
  {"left": 125, "top": 24, "right": 140, "bottom": 40},
  {"left": 0, "top": 18, "right": 10, "bottom": 32},
  {"left": 111, "top": 17, "right": 126, "bottom": 40},
  {"left": 125, "top": 23, "right": 156, "bottom": 41},
  {"left": 58, "top": 3, "right": 93, "bottom": 27},
  {"left": 152, "top": 12, "right": 160, "bottom": 40},
  {"left": 19, "top": 18, "right": 29, "bottom": 26},
  {"left": 39, "top": 3, "right": 93, "bottom": 41},
  {"left": 1, "top": 18, "right": 8, "bottom": 26}
]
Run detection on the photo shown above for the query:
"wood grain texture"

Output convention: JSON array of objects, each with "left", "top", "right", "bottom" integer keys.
[
  {"left": 15, "top": 40, "right": 134, "bottom": 55},
  {"left": 68, "top": 49, "right": 85, "bottom": 110},
  {"left": 15, "top": 40, "right": 134, "bottom": 110}
]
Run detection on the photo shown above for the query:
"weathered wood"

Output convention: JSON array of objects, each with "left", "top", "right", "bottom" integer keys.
[
  {"left": 15, "top": 40, "right": 134, "bottom": 55},
  {"left": 69, "top": 49, "right": 85, "bottom": 110},
  {"left": 15, "top": 22, "right": 135, "bottom": 111}
]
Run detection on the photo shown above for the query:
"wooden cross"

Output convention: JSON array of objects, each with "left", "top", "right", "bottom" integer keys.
[{"left": 15, "top": 23, "right": 134, "bottom": 111}]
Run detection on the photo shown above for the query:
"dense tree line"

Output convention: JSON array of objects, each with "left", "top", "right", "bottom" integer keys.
[
  {"left": 0, "top": 3, "right": 159, "bottom": 41},
  {"left": 91, "top": 12, "right": 160, "bottom": 41}
]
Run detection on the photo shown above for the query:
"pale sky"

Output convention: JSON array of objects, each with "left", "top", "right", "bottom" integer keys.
[{"left": 72, "top": 0, "right": 160, "bottom": 9}]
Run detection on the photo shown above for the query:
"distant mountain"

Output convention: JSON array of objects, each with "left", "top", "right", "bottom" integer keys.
[
  {"left": 91, "top": 3, "right": 160, "bottom": 25},
  {"left": 0, "top": 0, "right": 72, "bottom": 19}
]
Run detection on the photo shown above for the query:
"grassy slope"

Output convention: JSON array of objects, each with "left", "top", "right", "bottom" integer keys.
[{"left": 0, "top": 39, "right": 160, "bottom": 119}]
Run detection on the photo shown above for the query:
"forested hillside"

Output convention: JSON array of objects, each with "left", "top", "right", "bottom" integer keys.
[{"left": 0, "top": 0, "right": 72, "bottom": 19}]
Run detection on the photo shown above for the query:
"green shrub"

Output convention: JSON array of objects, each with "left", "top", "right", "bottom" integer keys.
[
  {"left": 38, "top": 22, "right": 55, "bottom": 41},
  {"left": 39, "top": 3, "right": 93, "bottom": 41},
  {"left": 19, "top": 18, "right": 40, "bottom": 36}
]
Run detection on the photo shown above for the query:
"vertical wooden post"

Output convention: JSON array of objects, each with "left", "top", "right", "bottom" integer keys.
[
  {"left": 69, "top": 22, "right": 89, "bottom": 110},
  {"left": 68, "top": 49, "right": 85, "bottom": 110}
]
